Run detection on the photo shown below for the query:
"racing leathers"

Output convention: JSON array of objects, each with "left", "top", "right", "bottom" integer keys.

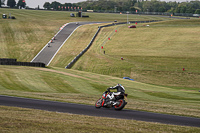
[{"left": 106, "top": 84, "right": 125, "bottom": 102}]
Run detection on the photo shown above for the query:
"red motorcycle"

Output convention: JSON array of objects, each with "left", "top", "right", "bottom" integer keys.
[{"left": 95, "top": 91, "right": 128, "bottom": 110}]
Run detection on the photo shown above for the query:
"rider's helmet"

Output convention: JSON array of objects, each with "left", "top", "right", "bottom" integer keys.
[{"left": 118, "top": 83, "right": 121, "bottom": 86}]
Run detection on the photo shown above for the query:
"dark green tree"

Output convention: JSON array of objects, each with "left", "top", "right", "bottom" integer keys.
[
  {"left": 174, "top": 6, "right": 181, "bottom": 13},
  {"left": 185, "top": 7, "right": 195, "bottom": 14},
  {"left": 0, "top": 0, "right": 1, "bottom": 7},
  {"left": 180, "top": 6, "right": 186, "bottom": 13},
  {"left": 43, "top": 2, "right": 51, "bottom": 10},
  {"left": 17, "top": 0, "right": 26, "bottom": 9},
  {"left": 195, "top": 9, "right": 200, "bottom": 14},
  {"left": 7, "top": 0, "right": 16, "bottom": 8},
  {"left": 158, "top": 6, "right": 165, "bottom": 12},
  {"left": 51, "top": 1, "right": 61, "bottom": 10}
]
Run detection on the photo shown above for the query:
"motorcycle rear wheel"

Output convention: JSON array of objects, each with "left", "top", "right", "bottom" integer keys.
[
  {"left": 95, "top": 98, "right": 102, "bottom": 108},
  {"left": 114, "top": 99, "right": 126, "bottom": 110}
]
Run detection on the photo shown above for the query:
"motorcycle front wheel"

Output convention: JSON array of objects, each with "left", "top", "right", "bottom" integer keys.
[
  {"left": 114, "top": 99, "right": 126, "bottom": 110},
  {"left": 95, "top": 98, "right": 102, "bottom": 108}
]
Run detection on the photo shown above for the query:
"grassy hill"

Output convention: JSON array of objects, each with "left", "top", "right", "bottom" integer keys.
[
  {"left": 0, "top": 8, "right": 171, "bottom": 62},
  {"left": 0, "top": 8, "right": 200, "bottom": 132},
  {"left": 51, "top": 19, "right": 200, "bottom": 89}
]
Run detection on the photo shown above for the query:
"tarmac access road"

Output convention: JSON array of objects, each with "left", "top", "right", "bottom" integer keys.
[
  {"left": 31, "top": 22, "right": 102, "bottom": 66},
  {"left": 0, "top": 95, "right": 200, "bottom": 128}
]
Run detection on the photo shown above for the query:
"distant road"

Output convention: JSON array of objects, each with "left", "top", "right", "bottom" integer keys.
[
  {"left": 31, "top": 22, "right": 103, "bottom": 66},
  {"left": 0, "top": 95, "right": 200, "bottom": 127}
]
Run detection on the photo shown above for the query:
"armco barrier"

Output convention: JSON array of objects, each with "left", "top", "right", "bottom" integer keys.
[
  {"left": 0, "top": 58, "right": 45, "bottom": 67},
  {"left": 65, "top": 20, "right": 161, "bottom": 69},
  {"left": 66, "top": 27, "right": 101, "bottom": 69}
]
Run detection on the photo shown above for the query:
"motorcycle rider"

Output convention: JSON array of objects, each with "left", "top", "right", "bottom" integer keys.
[{"left": 105, "top": 84, "right": 125, "bottom": 105}]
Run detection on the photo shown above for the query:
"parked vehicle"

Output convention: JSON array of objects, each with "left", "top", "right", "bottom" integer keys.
[
  {"left": 123, "top": 77, "right": 134, "bottom": 81},
  {"left": 70, "top": 13, "right": 75, "bottom": 17},
  {"left": 128, "top": 25, "right": 136, "bottom": 28}
]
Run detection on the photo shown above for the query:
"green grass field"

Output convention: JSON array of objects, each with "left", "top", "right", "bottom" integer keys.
[
  {"left": 52, "top": 19, "right": 200, "bottom": 89},
  {"left": 0, "top": 8, "right": 200, "bottom": 132},
  {"left": 0, "top": 8, "right": 171, "bottom": 62},
  {"left": 0, "top": 66, "right": 200, "bottom": 117},
  {"left": 1, "top": 106, "right": 200, "bottom": 133}
]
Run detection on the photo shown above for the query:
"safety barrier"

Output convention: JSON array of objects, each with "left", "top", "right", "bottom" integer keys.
[
  {"left": 66, "top": 27, "right": 101, "bottom": 69},
  {"left": 0, "top": 58, "right": 45, "bottom": 67}
]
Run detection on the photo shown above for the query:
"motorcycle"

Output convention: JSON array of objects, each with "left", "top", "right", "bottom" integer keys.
[{"left": 95, "top": 91, "right": 128, "bottom": 110}]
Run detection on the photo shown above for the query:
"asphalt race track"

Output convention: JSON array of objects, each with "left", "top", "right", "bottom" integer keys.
[
  {"left": 0, "top": 95, "right": 200, "bottom": 127},
  {"left": 31, "top": 22, "right": 102, "bottom": 66}
]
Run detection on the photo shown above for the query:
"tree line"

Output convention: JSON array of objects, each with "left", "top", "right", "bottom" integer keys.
[
  {"left": 1, "top": 0, "right": 200, "bottom": 14},
  {"left": 43, "top": 0, "right": 200, "bottom": 14},
  {"left": 0, "top": 0, "right": 26, "bottom": 9},
  {"left": 43, "top": 1, "right": 82, "bottom": 11},
  {"left": 81, "top": 0, "right": 200, "bottom": 14}
]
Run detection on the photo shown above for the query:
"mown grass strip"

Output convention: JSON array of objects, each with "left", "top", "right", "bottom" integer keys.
[{"left": 0, "top": 106, "right": 200, "bottom": 133}]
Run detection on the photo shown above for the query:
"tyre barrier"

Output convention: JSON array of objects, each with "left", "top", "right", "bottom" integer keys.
[
  {"left": 65, "top": 20, "right": 161, "bottom": 69},
  {"left": 0, "top": 58, "right": 17, "bottom": 62},
  {"left": 0, "top": 58, "right": 45, "bottom": 67}
]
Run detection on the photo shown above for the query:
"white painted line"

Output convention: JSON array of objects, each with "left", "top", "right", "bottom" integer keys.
[
  {"left": 46, "top": 25, "right": 82, "bottom": 66},
  {"left": 31, "top": 23, "right": 69, "bottom": 63}
]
